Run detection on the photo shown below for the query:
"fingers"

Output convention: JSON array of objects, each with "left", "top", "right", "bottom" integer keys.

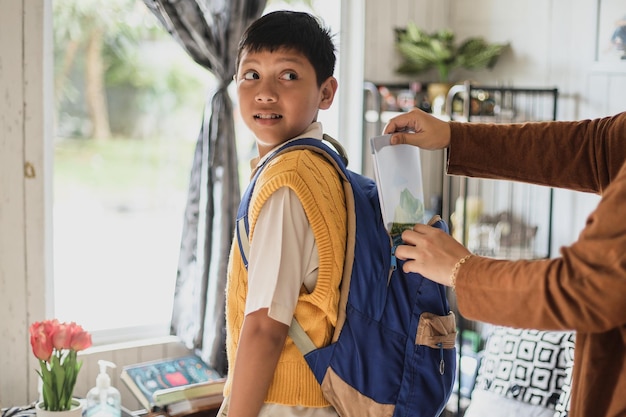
[
  {"left": 382, "top": 112, "right": 415, "bottom": 135},
  {"left": 383, "top": 109, "right": 451, "bottom": 150},
  {"left": 383, "top": 108, "right": 423, "bottom": 129},
  {"left": 400, "top": 223, "right": 433, "bottom": 243},
  {"left": 395, "top": 225, "right": 433, "bottom": 259},
  {"left": 388, "top": 131, "right": 424, "bottom": 146},
  {"left": 393, "top": 243, "right": 416, "bottom": 261},
  {"left": 394, "top": 223, "right": 473, "bottom": 286},
  {"left": 383, "top": 109, "right": 427, "bottom": 135}
]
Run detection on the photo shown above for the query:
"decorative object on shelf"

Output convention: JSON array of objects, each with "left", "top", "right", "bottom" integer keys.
[
  {"left": 394, "top": 22, "right": 507, "bottom": 104},
  {"left": 596, "top": 0, "right": 626, "bottom": 62},
  {"left": 84, "top": 360, "right": 121, "bottom": 417},
  {"left": 29, "top": 319, "right": 92, "bottom": 414},
  {"left": 450, "top": 196, "right": 484, "bottom": 244}
]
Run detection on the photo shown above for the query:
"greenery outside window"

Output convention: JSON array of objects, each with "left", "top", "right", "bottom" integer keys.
[{"left": 52, "top": 0, "right": 214, "bottom": 343}]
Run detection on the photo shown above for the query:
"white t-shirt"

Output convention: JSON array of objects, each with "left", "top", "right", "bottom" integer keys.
[
  {"left": 245, "top": 122, "right": 325, "bottom": 325},
  {"left": 245, "top": 186, "right": 318, "bottom": 325}
]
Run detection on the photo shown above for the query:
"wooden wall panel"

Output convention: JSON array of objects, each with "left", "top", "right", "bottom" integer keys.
[
  {"left": 0, "top": 0, "right": 29, "bottom": 408},
  {"left": 23, "top": 0, "right": 52, "bottom": 403}
]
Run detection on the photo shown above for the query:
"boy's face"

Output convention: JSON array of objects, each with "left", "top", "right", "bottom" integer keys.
[{"left": 235, "top": 47, "right": 337, "bottom": 158}]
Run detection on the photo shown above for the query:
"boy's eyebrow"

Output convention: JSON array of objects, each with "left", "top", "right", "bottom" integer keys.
[{"left": 240, "top": 54, "right": 308, "bottom": 66}]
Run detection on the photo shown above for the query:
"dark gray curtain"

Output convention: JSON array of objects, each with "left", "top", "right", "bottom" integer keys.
[{"left": 143, "top": 0, "right": 267, "bottom": 376}]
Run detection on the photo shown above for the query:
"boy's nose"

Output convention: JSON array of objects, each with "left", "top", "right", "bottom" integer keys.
[
  {"left": 255, "top": 92, "right": 277, "bottom": 102},
  {"left": 255, "top": 81, "right": 278, "bottom": 102}
]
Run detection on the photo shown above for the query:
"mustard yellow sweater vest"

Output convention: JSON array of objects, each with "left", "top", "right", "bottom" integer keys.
[{"left": 224, "top": 148, "right": 347, "bottom": 407}]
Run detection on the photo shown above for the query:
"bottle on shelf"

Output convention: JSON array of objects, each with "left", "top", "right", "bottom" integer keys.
[{"left": 83, "top": 360, "right": 121, "bottom": 417}]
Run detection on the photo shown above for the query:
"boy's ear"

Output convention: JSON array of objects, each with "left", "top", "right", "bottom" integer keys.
[{"left": 318, "top": 76, "right": 338, "bottom": 110}]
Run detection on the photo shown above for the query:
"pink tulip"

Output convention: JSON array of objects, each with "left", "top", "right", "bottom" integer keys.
[
  {"left": 51, "top": 322, "right": 72, "bottom": 350},
  {"left": 69, "top": 323, "right": 92, "bottom": 351},
  {"left": 29, "top": 321, "right": 53, "bottom": 362}
]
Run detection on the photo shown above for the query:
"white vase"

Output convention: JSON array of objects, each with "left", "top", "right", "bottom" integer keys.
[{"left": 35, "top": 399, "right": 83, "bottom": 417}]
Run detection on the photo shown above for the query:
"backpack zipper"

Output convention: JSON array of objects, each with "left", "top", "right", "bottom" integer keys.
[
  {"left": 437, "top": 342, "right": 445, "bottom": 375},
  {"left": 390, "top": 234, "right": 403, "bottom": 271}
]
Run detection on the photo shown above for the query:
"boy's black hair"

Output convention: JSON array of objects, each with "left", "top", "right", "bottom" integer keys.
[{"left": 236, "top": 10, "right": 336, "bottom": 86}]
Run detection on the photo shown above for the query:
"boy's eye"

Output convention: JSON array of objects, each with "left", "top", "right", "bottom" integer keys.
[
  {"left": 280, "top": 72, "right": 298, "bottom": 81},
  {"left": 243, "top": 71, "right": 259, "bottom": 80}
]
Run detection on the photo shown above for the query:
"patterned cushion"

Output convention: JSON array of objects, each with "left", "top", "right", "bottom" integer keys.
[
  {"left": 469, "top": 327, "right": 575, "bottom": 413},
  {"left": 552, "top": 353, "right": 574, "bottom": 417}
]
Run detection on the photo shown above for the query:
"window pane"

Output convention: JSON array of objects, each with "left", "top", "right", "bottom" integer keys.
[{"left": 52, "top": 0, "right": 214, "bottom": 341}]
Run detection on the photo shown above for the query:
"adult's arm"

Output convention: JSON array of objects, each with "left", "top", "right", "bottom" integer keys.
[{"left": 447, "top": 112, "right": 626, "bottom": 194}]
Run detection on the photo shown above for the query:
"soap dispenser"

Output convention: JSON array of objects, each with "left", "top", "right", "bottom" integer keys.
[{"left": 84, "top": 360, "right": 122, "bottom": 417}]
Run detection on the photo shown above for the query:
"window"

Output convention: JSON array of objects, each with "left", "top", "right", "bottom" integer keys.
[
  {"left": 52, "top": 0, "right": 214, "bottom": 343},
  {"left": 52, "top": 0, "right": 345, "bottom": 345}
]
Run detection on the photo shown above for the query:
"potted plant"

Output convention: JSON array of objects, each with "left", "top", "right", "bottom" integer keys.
[
  {"left": 395, "top": 22, "right": 507, "bottom": 105},
  {"left": 30, "top": 319, "right": 93, "bottom": 416}
]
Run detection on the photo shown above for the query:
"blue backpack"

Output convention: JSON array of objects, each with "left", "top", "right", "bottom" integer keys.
[{"left": 236, "top": 136, "right": 456, "bottom": 417}]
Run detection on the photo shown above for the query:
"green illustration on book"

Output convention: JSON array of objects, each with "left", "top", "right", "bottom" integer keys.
[{"left": 390, "top": 188, "right": 425, "bottom": 236}]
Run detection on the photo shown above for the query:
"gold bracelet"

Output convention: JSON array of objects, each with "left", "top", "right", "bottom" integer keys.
[{"left": 450, "top": 254, "right": 473, "bottom": 289}]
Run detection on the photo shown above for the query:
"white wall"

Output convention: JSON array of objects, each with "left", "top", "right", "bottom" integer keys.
[{"left": 364, "top": 0, "right": 626, "bottom": 116}]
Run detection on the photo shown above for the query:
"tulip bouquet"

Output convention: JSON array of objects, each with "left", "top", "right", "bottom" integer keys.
[{"left": 29, "top": 319, "right": 93, "bottom": 411}]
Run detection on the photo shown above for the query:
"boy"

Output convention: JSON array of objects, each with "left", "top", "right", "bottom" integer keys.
[{"left": 219, "top": 10, "right": 346, "bottom": 417}]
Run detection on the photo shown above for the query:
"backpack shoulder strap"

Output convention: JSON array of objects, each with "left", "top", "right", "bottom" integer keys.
[{"left": 268, "top": 137, "right": 357, "bottom": 344}]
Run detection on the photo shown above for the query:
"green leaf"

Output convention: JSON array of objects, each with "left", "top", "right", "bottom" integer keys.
[
  {"left": 37, "top": 350, "right": 83, "bottom": 411},
  {"left": 397, "top": 43, "right": 439, "bottom": 66},
  {"left": 406, "top": 22, "right": 423, "bottom": 42}
]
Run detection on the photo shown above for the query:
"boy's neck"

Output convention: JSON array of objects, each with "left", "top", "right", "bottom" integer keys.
[{"left": 251, "top": 122, "right": 323, "bottom": 169}]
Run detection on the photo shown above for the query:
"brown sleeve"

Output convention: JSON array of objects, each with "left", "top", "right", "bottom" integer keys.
[{"left": 447, "top": 112, "right": 626, "bottom": 194}]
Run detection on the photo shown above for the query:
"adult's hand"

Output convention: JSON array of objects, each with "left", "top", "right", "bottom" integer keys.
[
  {"left": 383, "top": 108, "right": 451, "bottom": 150},
  {"left": 395, "top": 223, "right": 472, "bottom": 286}
]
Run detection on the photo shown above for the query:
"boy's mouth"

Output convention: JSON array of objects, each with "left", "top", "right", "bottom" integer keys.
[{"left": 254, "top": 113, "right": 282, "bottom": 120}]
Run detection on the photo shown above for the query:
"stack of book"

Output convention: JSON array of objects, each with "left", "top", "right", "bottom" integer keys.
[{"left": 121, "top": 355, "right": 225, "bottom": 416}]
